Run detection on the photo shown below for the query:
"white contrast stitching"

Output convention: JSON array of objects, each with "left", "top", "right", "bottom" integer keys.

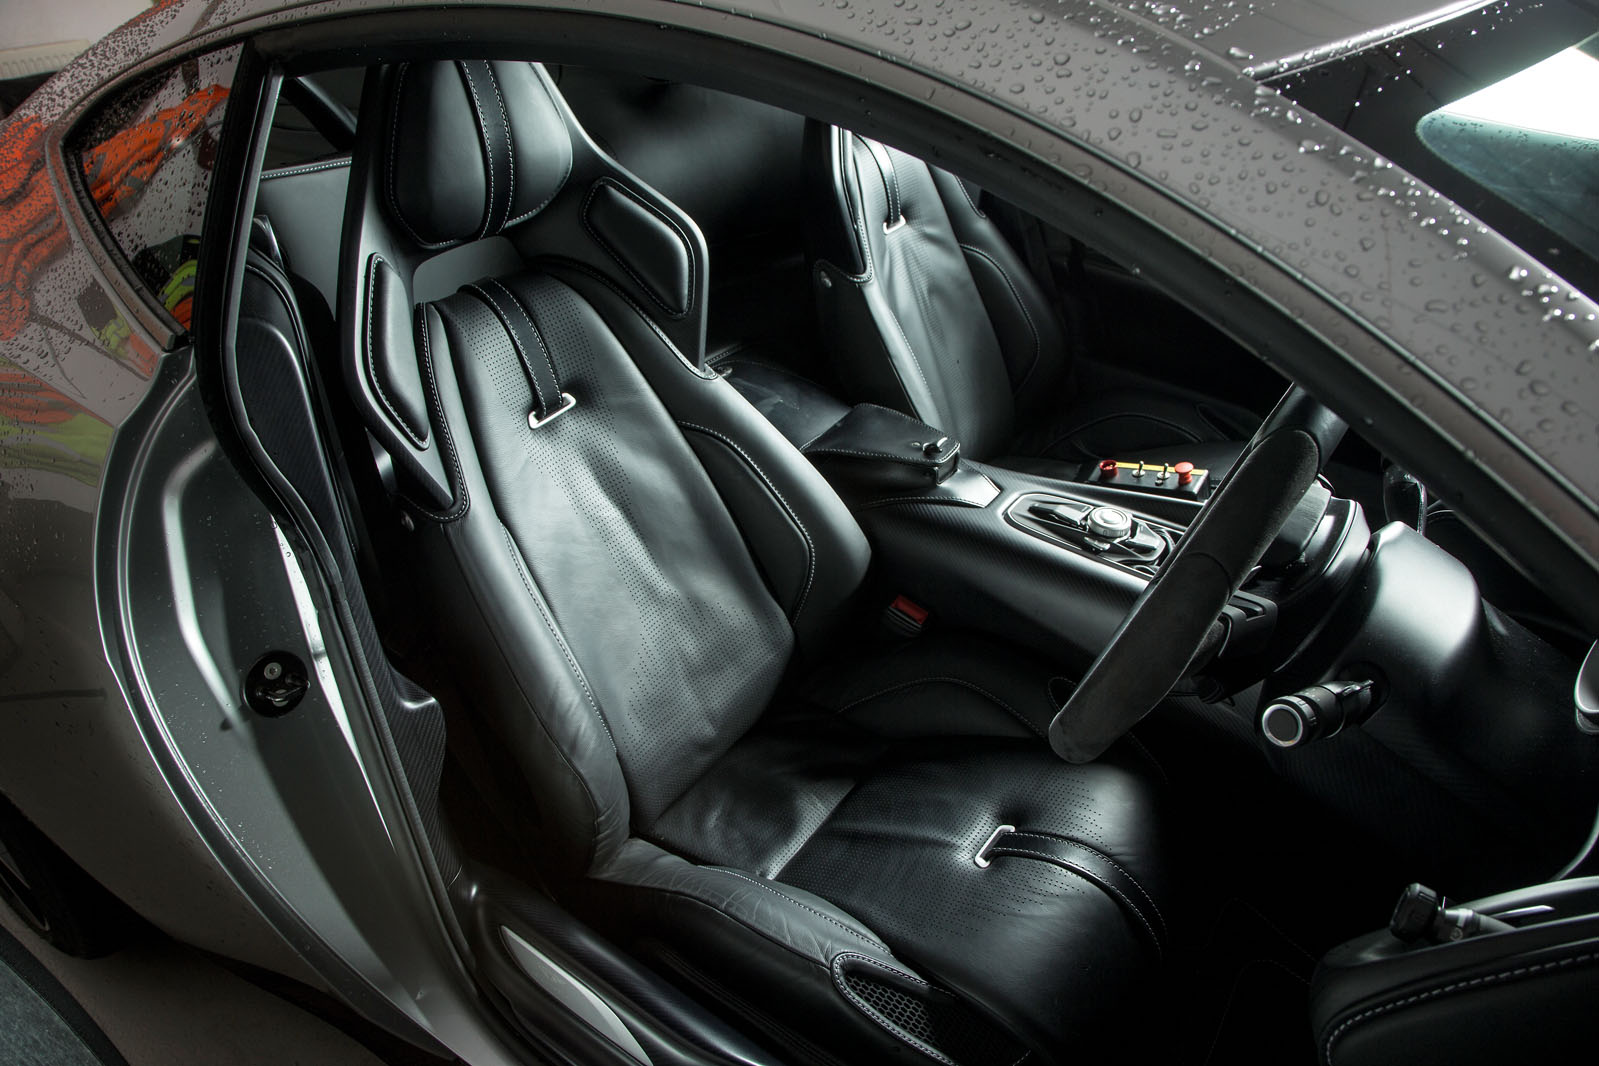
[
  {"left": 831, "top": 953, "right": 958, "bottom": 1066},
  {"left": 986, "top": 844, "right": 1162, "bottom": 954},
  {"left": 1321, "top": 950, "right": 1599, "bottom": 1065},
  {"left": 485, "top": 278, "right": 561, "bottom": 386},
  {"left": 1005, "top": 830, "right": 1166, "bottom": 936},
  {"left": 362, "top": 255, "right": 428, "bottom": 447},
  {"left": 261, "top": 157, "right": 350, "bottom": 180},
  {"left": 411, "top": 303, "right": 469, "bottom": 521},
  {"left": 455, "top": 61, "right": 498, "bottom": 239},
  {"left": 483, "top": 62, "right": 516, "bottom": 228},
  {"left": 464, "top": 282, "right": 553, "bottom": 412},
  {"left": 581, "top": 177, "right": 699, "bottom": 319},
  {"left": 713, "top": 871, "right": 886, "bottom": 947},
  {"left": 503, "top": 68, "right": 573, "bottom": 227}
]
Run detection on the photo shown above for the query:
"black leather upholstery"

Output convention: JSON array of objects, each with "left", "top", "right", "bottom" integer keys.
[
  {"left": 385, "top": 60, "right": 573, "bottom": 248},
  {"left": 339, "top": 60, "right": 1175, "bottom": 1065},
  {"left": 807, "top": 122, "right": 1248, "bottom": 476}
]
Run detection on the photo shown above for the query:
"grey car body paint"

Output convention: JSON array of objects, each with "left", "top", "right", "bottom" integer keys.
[{"left": 0, "top": 0, "right": 1595, "bottom": 1059}]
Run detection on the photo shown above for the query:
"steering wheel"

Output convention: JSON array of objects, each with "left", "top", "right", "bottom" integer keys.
[{"left": 1049, "top": 387, "right": 1347, "bottom": 763}]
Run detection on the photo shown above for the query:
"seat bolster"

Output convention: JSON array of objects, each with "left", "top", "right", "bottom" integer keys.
[
  {"left": 410, "top": 298, "right": 634, "bottom": 872},
  {"left": 548, "top": 264, "right": 870, "bottom": 655},
  {"left": 591, "top": 840, "right": 945, "bottom": 1064},
  {"left": 805, "top": 630, "right": 1065, "bottom": 740},
  {"left": 596, "top": 839, "right": 892, "bottom": 967}
]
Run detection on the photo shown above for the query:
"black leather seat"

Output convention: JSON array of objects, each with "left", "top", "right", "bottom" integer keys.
[
  {"left": 806, "top": 123, "right": 1251, "bottom": 478},
  {"left": 339, "top": 60, "right": 1173, "bottom": 1065}
]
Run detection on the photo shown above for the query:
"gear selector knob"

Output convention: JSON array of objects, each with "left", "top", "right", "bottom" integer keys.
[{"left": 1086, "top": 506, "right": 1132, "bottom": 542}]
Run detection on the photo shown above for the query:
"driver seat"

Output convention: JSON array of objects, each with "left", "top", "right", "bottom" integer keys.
[{"left": 341, "top": 60, "right": 1174, "bottom": 1065}]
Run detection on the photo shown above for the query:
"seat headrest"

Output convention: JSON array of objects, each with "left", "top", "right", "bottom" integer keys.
[{"left": 382, "top": 60, "right": 574, "bottom": 249}]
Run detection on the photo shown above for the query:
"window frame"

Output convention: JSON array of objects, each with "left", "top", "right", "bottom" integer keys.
[{"left": 50, "top": 40, "right": 246, "bottom": 352}]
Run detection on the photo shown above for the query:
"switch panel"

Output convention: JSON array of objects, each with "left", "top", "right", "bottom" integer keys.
[{"left": 1091, "top": 458, "right": 1209, "bottom": 498}]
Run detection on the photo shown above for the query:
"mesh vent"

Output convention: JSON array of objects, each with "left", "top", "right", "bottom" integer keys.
[{"left": 843, "top": 969, "right": 1029, "bottom": 1066}]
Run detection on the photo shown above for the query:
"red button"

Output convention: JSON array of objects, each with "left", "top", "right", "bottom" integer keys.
[
  {"left": 1175, "top": 461, "right": 1195, "bottom": 485},
  {"left": 1099, "top": 459, "right": 1119, "bottom": 480}
]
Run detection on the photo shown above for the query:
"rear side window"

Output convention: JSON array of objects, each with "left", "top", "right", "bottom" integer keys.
[{"left": 70, "top": 47, "right": 239, "bottom": 331}]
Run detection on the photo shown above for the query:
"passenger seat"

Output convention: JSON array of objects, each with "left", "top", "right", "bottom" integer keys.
[{"left": 805, "top": 122, "right": 1250, "bottom": 479}]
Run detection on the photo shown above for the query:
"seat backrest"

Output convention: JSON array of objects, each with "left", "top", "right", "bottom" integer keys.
[
  {"left": 805, "top": 123, "right": 1070, "bottom": 458},
  {"left": 335, "top": 61, "right": 870, "bottom": 872}
]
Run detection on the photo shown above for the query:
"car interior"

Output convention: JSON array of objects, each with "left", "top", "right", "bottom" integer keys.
[{"left": 221, "top": 55, "right": 1598, "bottom": 1066}]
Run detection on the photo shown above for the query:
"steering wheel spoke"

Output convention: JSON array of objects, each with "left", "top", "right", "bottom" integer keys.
[{"left": 1048, "top": 386, "right": 1347, "bottom": 763}]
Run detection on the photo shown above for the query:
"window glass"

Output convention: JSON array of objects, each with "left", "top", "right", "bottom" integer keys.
[
  {"left": 1267, "top": 1, "right": 1599, "bottom": 296},
  {"left": 71, "top": 46, "right": 240, "bottom": 331},
  {"left": 1416, "top": 38, "right": 1599, "bottom": 270}
]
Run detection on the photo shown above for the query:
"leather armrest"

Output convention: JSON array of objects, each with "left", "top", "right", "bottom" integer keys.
[{"left": 804, "top": 403, "right": 959, "bottom": 490}]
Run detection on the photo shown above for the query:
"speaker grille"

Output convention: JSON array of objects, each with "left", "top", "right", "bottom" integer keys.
[{"left": 842, "top": 969, "right": 1030, "bottom": 1066}]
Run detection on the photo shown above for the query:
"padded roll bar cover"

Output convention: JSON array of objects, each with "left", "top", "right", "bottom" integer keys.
[{"left": 1050, "top": 425, "right": 1322, "bottom": 762}]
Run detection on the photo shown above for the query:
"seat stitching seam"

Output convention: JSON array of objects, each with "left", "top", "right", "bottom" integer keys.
[
  {"left": 464, "top": 282, "right": 553, "bottom": 412},
  {"left": 483, "top": 62, "right": 516, "bottom": 228},
  {"left": 455, "top": 61, "right": 498, "bottom": 240},
  {"left": 834, "top": 676, "right": 1042, "bottom": 738},
  {"left": 488, "top": 278, "right": 562, "bottom": 386},
  {"left": 1003, "top": 830, "right": 1165, "bottom": 935},
  {"left": 498, "top": 525, "right": 616, "bottom": 748},
  {"left": 830, "top": 131, "right": 876, "bottom": 284},
  {"left": 261, "top": 157, "right": 350, "bottom": 180},
  {"left": 831, "top": 953, "right": 957, "bottom": 1066},
  {"left": 987, "top": 844, "right": 1161, "bottom": 953},
  {"left": 857, "top": 480, "right": 999, "bottom": 510},
  {"left": 806, "top": 446, "right": 939, "bottom": 466},
  {"left": 711, "top": 870, "right": 886, "bottom": 947},
  {"left": 503, "top": 69, "right": 575, "bottom": 227},
  {"left": 634, "top": 890, "right": 850, "bottom": 984},
  {"left": 580, "top": 177, "right": 698, "bottom": 318},
  {"left": 1321, "top": 951, "right": 1599, "bottom": 1065},
  {"left": 954, "top": 177, "right": 984, "bottom": 217},
  {"left": 678, "top": 421, "right": 815, "bottom": 623},
  {"left": 959, "top": 242, "right": 1041, "bottom": 394},
  {"left": 384, "top": 64, "right": 439, "bottom": 249},
  {"left": 410, "top": 305, "right": 470, "bottom": 521},
  {"left": 539, "top": 259, "right": 718, "bottom": 380},
  {"left": 363, "top": 256, "right": 428, "bottom": 448}
]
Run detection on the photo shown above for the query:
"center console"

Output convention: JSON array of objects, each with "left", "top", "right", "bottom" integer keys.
[{"left": 798, "top": 403, "right": 1210, "bottom": 670}]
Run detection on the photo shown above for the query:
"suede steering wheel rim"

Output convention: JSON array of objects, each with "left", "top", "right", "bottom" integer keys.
[{"left": 1049, "top": 387, "right": 1347, "bottom": 763}]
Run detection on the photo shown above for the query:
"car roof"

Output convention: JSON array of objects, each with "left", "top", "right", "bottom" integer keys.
[
  {"left": 11, "top": 0, "right": 1596, "bottom": 579},
  {"left": 1102, "top": 0, "right": 1495, "bottom": 77}
]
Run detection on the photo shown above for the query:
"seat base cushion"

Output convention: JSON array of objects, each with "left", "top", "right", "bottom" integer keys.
[{"left": 588, "top": 633, "right": 1174, "bottom": 1066}]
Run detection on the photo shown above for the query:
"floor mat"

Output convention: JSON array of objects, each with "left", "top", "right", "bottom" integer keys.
[{"left": 0, "top": 923, "right": 128, "bottom": 1066}]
